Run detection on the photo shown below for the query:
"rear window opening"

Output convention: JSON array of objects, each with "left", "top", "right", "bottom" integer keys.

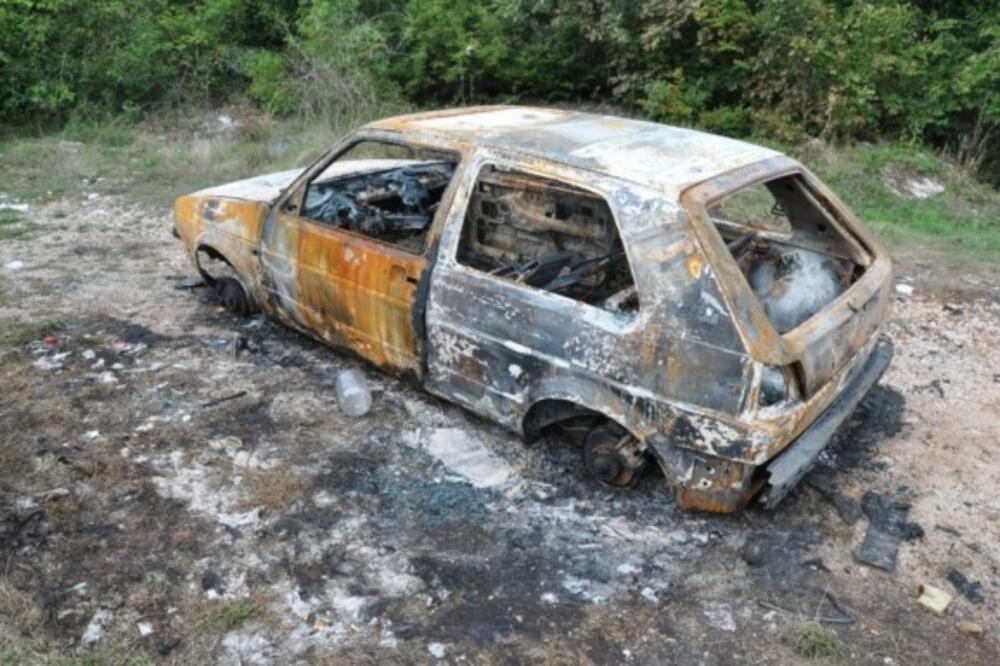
[{"left": 708, "top": 174, "right": 871, "bottom": 334}]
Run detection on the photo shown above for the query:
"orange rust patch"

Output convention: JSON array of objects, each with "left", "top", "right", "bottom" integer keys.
[
  {"left": 280, "top": 214, "right": 425, "bottom": 373},
  {"left": 685, "top": 254, "right": 704, "bottom": 280}
]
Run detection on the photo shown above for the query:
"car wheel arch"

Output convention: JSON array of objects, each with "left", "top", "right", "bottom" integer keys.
[{"left": 520, "top": 380, "right": 646, "bottom": 444}]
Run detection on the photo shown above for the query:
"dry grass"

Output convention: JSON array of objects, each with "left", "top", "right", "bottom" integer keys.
[
  {"left": 0, "top": 580, "right": 43, "bottom": 636},
  {"left": 234, "top": 467, "right": 311, "bottom": 512}
]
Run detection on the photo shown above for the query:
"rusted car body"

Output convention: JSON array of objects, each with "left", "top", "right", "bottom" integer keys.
[{"left": 173, "top": 106, "right": 894, "bottom": 513}]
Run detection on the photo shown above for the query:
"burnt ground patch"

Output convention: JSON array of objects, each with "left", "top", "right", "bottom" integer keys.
[{"left": 829, "top": 384, "right": 906, "bottom": 471}]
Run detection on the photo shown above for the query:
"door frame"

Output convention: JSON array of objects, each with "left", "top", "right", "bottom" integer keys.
[{"left": 259, "top": 129, "right": 472, "bottom": 376}]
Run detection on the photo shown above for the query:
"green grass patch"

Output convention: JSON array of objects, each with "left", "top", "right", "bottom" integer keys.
[
  {"left": 0, "top": 209, "right": 42, "bottom": 240},
  {"left": 804, "top": 143, "right": 1000, "bottom": 260},
  {"left": 210, "top": 600, "right": 257, "bottom": 632},
  {"left": 0, "top": 109, "right": 390, "bottom": 208},
  {"left": 790, "top": 622, "right": 850, "bottom": 660}
]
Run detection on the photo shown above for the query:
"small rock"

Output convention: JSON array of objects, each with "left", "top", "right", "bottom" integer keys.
[
  {"left": 957, "top": 621, "right": 983, "bottom": 638},
  {"left": 942, "top": 302, "right": 963, "bottom": 316}
]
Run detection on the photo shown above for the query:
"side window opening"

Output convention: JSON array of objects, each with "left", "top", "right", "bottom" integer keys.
[
  {"left": 708, "top": 174, "right": 871, "bottom": 334},
  {"left": 457, "top": 165, "right": 638, "bottom": 314},
  {"left": 301, "top": 140, "right": 459, "bottom": 253}
]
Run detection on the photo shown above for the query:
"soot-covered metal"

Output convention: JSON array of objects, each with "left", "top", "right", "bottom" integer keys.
[{"left": 173, "top": 106, "right": 894, "bottom": 513}]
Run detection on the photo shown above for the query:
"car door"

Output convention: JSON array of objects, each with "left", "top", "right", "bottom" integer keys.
[
  {"left": 423, "top": 152, "right": 646, "bottom": 429},
  {"left": 259, "top": 135, "right": 463, "bottom": 376}
]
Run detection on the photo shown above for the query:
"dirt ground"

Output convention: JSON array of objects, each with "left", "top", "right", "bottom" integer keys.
[{"left": 1, "top": 189, "right": 998, "bottom": 665}]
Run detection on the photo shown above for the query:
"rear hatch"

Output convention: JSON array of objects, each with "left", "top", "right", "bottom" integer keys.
[{"left": 684, "top": 157, "right": 891, "bottom": 397}]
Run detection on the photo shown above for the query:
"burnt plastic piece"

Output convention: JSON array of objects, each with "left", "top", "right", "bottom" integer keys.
[{"left": 856, "top": 492, "right": 911, "bottom": 571}]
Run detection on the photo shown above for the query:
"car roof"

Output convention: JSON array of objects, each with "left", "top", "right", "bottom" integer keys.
[{"left": 367, "top": 106, "right": 781, "bottom": 195}]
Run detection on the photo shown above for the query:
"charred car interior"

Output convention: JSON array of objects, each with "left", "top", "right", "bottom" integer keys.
[
  {"left": 709, "top": 174, "right": 872, "bottom": 334},
  {"left": 302, "top": 141, "right": 458, "bottom": 253},
  {"left": 456, "top": 166, "right": 638, "bottom": 313}
]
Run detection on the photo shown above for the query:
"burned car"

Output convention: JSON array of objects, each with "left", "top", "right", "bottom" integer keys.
[{"left": 173, "top": 107, "right": 893, "bottom": 513}]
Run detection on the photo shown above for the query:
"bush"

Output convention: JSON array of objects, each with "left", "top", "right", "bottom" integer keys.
[{"left": 0, "top": 1, "right": 998, "bottom": 182}]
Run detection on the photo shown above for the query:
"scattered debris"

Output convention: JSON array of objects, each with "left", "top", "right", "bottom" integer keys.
[
  {"left": 957, "top": 621, "right": 984, "bottom": 638},
  {"left": 173, "top": 275, "right": 205, "bottom": 290},
  {"left": 32, "top": 352, "right": 70, "bottom": 371},
  {"left": 81, "top": 609, "right": 111, "bottom": 645},
  {"left": 913, "top": 378, "right": 947, "bottom": 399},
  {"left": 806, "top": 466, "right": 862, "bottom": 524},
  {"left": 702, "top": 601, "right": 736, "bottom": 632},
  {"left": 917, "top": 584, "right": 952, "bottom": 616},
  {"left": 231, "top": 333, "right": 247, "bottom": 357},
  {"left": 886, "top": 174, "right": 945, "bottom": 200},
  {"left": 335, "top": 367, "right": 372, "bottom": 417},
  {"left": 935, "top": 524, "right": 961, "bottom": 538},
  {"left": 895, "top": 283, "right": 915, "bottom": 296},
  {"left": 946, "top": 569, "right": 985, "bottom": 604},
  {"left": 856, "top": 492, "right": 922, "bottom": 571},
  {"left": 41, "top": 487, "right": 70, "bottom": 502},
  {"left": 403, "top": 427, "right": 515, "bottom": 488},
  {"left": 942, "top": 302, "right": 963, "bottom": 316},
  {"left": 200, "top": 390, "right": 247, "bottom": 409}
]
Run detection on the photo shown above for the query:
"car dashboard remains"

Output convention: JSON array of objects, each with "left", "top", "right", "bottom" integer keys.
[{"left": 304, "top": 161, "right": 456, "bottom": 251}]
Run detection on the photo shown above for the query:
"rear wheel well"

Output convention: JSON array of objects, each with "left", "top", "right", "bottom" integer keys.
[
  {"left": 522, "top": 398, "right": 642, "bottom": 446},
  {"left": 523, "top": 399, "right": 649, "bottom": 487}
]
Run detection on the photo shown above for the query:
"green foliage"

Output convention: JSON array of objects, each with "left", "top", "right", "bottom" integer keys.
[
  {"left": 0, "top": 1, "right": 998, "bottom": 182},
  {"left": 211, "top": 600, "right": 257, "bottom": 632},
  {"left": 790, "top": 622, "right": 849, "bottom": 660}
]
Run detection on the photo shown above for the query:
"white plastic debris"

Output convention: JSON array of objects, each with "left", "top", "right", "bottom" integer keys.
[
  {"left": 403, "top": 427, "right": 514, "bottom": 488},
  {"left": 904, "top": 176, "right": 944, "bottom": 199},
  {"left": 335, "top": 368, "right": 372, "bottom": 417},
  {"left": 895, "top": 283, "right": 915, "bottom": 296},
  {"left": 81, "top": 609, "right": 111, "bottom": 645},
  {"left": 4, "top": 260, "right": 24, "bottom": 272},
  {"left": 137, "top": 622, "right": 154, "bottom": 637},
  {"left": 427, "top": 642, "right": 447, "bottom": 659},
  {"left": 917, "top": 584, "right": 952, "bottom": 616},
  {"left": 0, "top": 202, "right": 28, "bottom": 212}
]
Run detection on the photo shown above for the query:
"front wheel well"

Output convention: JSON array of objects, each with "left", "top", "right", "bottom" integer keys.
[{"left": 195, "top": 244, "right": 236, "bottom": 284}]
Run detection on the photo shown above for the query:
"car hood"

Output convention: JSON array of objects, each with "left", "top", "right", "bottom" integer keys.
[
  {"left": 193, "top": 168, "right": 305, "bottom": 202},
  {"left": 191, "top": 159, "right": 434, "bottom": 203}
]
